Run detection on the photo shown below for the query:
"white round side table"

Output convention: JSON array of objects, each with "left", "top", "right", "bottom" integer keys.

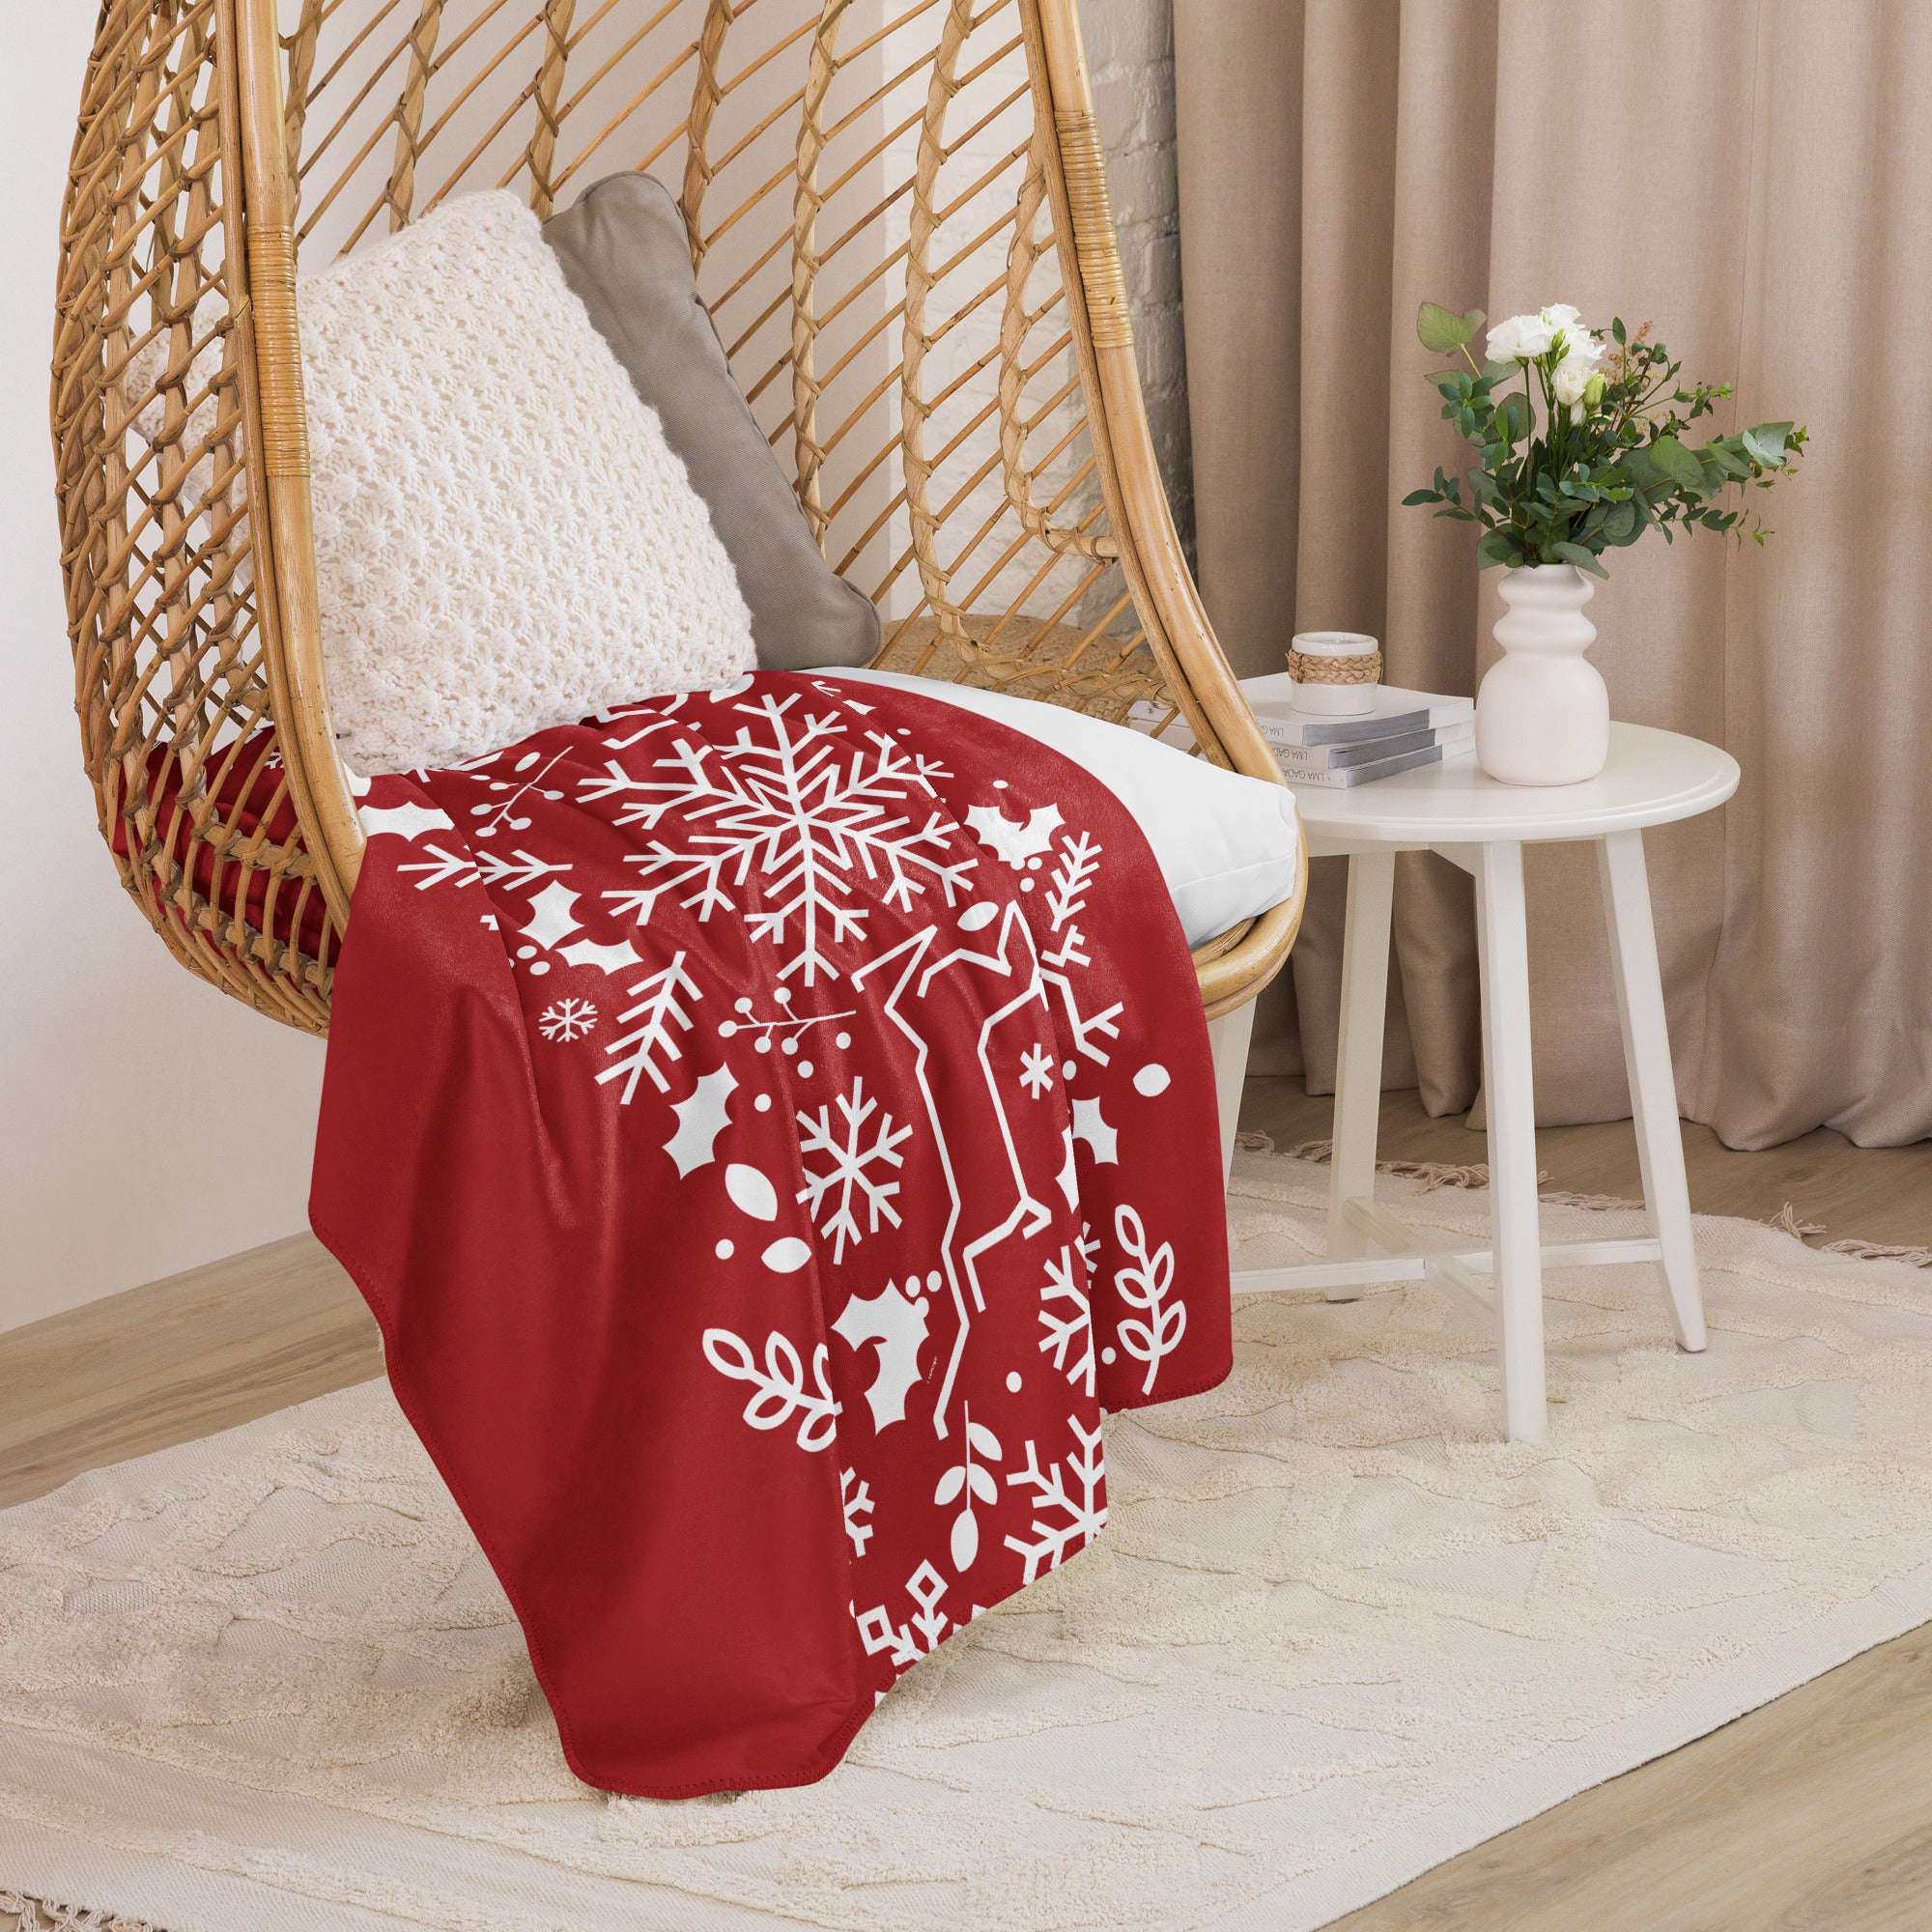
[{"left": 1223, "top": 724, "right": 1740, "bottom": 1444}]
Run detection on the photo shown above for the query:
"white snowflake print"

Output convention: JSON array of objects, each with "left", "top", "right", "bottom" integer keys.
[
  {"left": 582, "top": 690, "right": 977, "bottom": 983},
  {"left": 856, "top": 1559, "right": 952, "bottom": 1668},
  {"left": 538, "top": 997, "right": 598, "bottom": 1042},
  {"left": 796, "top": 1077, "right": 913, "bottom": 1262},
  {"left": 841, "top": 1467, "right": 875, "bottom": 1556},
  {"left": 701, "top": 1326, "right": 841, "bottom": 1451},
  {"left": 1004, "top": 1416, "right": 1107, "bottom": 1584},
  {"left": 1045, "top": 979, "right": 1123, "bottom": 1067},
  {"left": 1037, "top": 1239, "right": 1095, "bottom": 1397},
  {"left": 1018, "top": 1042, "right": 1055, "bottom": 1098},
  {"left": 596, "top": 955, "right": 702, "bottom": 1103},
  {"left": 1114, "top": 1204, "right": 1185, "bottom": 1395}
]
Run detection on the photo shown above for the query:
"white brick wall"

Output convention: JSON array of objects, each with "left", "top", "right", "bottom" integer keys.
[{"left": 1082, "top": 0, "right": 1191, "bottom": 554}]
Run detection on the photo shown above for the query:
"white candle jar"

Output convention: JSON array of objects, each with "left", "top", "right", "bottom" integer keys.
[{"left": 1288, "top": 632, "right": 1382, "bottom": 716}]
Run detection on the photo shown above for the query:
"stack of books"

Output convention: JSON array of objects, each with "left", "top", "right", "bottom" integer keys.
[
  {"left": 1134, "top": 677, "right": 1475, "bottom": 787},
  {"left": 1240, "top": 674, "right": 1474, "bottom": 787}
]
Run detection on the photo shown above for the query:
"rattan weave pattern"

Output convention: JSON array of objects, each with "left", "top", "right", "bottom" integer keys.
[
  {"left": 53, "top": 0, "right": 1302, "bottom": 1031},
  {"left": 1285, "top": 647, "right": 1383, "bottom": 686}
]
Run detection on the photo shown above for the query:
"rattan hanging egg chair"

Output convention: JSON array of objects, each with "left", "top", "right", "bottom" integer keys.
[{"left": 53, "top": 0, "right": 1305, "bottom": 1037}]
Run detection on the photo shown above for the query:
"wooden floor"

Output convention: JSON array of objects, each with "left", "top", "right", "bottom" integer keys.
[
  {"left": 7, "top": 1076, "right": 1932, "bottom": 1929},
  {"left": 0, "top": 1230, "right": 382, "bottom": 1515},
  {"left": 1241, "top": 1078, "right": 1932, "bottom": 1254}
]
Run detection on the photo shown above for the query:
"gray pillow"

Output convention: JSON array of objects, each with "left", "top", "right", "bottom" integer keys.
[{"left": 543, "top": 173, "right": 880, "bottom": 673}]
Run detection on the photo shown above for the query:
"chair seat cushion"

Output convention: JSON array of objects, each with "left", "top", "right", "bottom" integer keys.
[
  {"left": 828, "top": 670, "right": 1300, "bottom": 949},
  {"left": 543, "top": 174, "right": 881, "bottom": 675}
]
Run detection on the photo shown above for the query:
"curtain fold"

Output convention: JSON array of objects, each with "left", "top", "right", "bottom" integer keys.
[{"left": 1176, "top": 0, "right": 1932, "bottom": 1150}]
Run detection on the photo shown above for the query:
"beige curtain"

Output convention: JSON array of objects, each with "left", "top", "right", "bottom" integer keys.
[{"left": 1175, "top": 0, "right": 1932, "bottom": 1151}]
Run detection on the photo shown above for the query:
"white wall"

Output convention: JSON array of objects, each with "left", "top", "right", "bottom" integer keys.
[{"left": 0, "top": 11, "right": 327, "bottom": 1335}]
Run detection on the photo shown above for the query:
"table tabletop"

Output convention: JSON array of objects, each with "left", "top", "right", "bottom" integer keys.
[{"left": 1286, "top": 722, "right": 1739, "bottom": 850}]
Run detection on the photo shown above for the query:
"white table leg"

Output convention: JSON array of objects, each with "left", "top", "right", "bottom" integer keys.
[
  {"left": 1207, "top": 997, "right": 1256, "bottom": 1187},
  {"left": 1326, "top": 850, "right": 1396, "bottom": 1298},
  {"left": 1477, "top": 840, "right": 1548, "bottom": 1442},
  {"left": 1597, "top": 830, "right": 1708, "bottom": 1351}
]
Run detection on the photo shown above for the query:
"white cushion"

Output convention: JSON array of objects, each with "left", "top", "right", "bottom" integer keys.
[
  {"left": 827, "top": 669, "right": 1300, "bottom": 949},
  {"left": 299, "top": 190, "right": 753, "bottom": 774}
]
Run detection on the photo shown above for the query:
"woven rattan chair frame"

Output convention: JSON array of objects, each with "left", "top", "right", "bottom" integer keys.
[{"left": 54, "top": 0, "right": 1305, "bottom": 1034}]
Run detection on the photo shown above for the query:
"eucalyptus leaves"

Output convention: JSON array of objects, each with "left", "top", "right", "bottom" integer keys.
[{"left": 1404, "top": 301, "right": 1805, "bottom": 575}]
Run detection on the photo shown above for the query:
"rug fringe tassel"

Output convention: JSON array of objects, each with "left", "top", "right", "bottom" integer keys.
[
  {"left": 1763, "top": 1201, "right": 1932, "bottom": 1268},
  {"left": 1819, "top": 1236, "right": 1932, "bottom": 1268},
  {"left": 1241, "top": 1142, "right": 1930, "bottom": 1267},
  {"left": 1246, "top": 1134, "right": 1555, "bottom": 1197},
  {"left": 1, "top": 1894, "right": 164, "bottom": 1932}
]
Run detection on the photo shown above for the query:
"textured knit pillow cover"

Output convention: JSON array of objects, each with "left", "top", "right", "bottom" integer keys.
[
  {"left": 298, "top": 189, "right": 753, "bottom": 775},
  {"left": 541, "top": 172, "right": 881, "bottom": 673}
]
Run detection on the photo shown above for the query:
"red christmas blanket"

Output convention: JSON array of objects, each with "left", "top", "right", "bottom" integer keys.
[{"left": 310, "top": 669, "right": 1231, "bottom": 1797}]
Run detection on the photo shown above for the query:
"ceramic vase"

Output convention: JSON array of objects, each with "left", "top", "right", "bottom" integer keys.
[{"left": 1476, "top": 564, "right": 1610, "bottom": 785}]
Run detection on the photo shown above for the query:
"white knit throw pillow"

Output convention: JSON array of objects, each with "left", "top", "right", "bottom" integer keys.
[{"left": 298, "top": 191, "right": 753, "bottom": 774}]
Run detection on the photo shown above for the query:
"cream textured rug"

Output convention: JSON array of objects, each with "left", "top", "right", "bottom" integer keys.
[{"left": 9, "top": 1149, "right": 1932, "bottom": 1932}]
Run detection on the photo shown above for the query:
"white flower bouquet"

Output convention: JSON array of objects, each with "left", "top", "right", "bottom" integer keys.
[{"left": 1404, "top": 301, "right": 1805, "bottom": 576}]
